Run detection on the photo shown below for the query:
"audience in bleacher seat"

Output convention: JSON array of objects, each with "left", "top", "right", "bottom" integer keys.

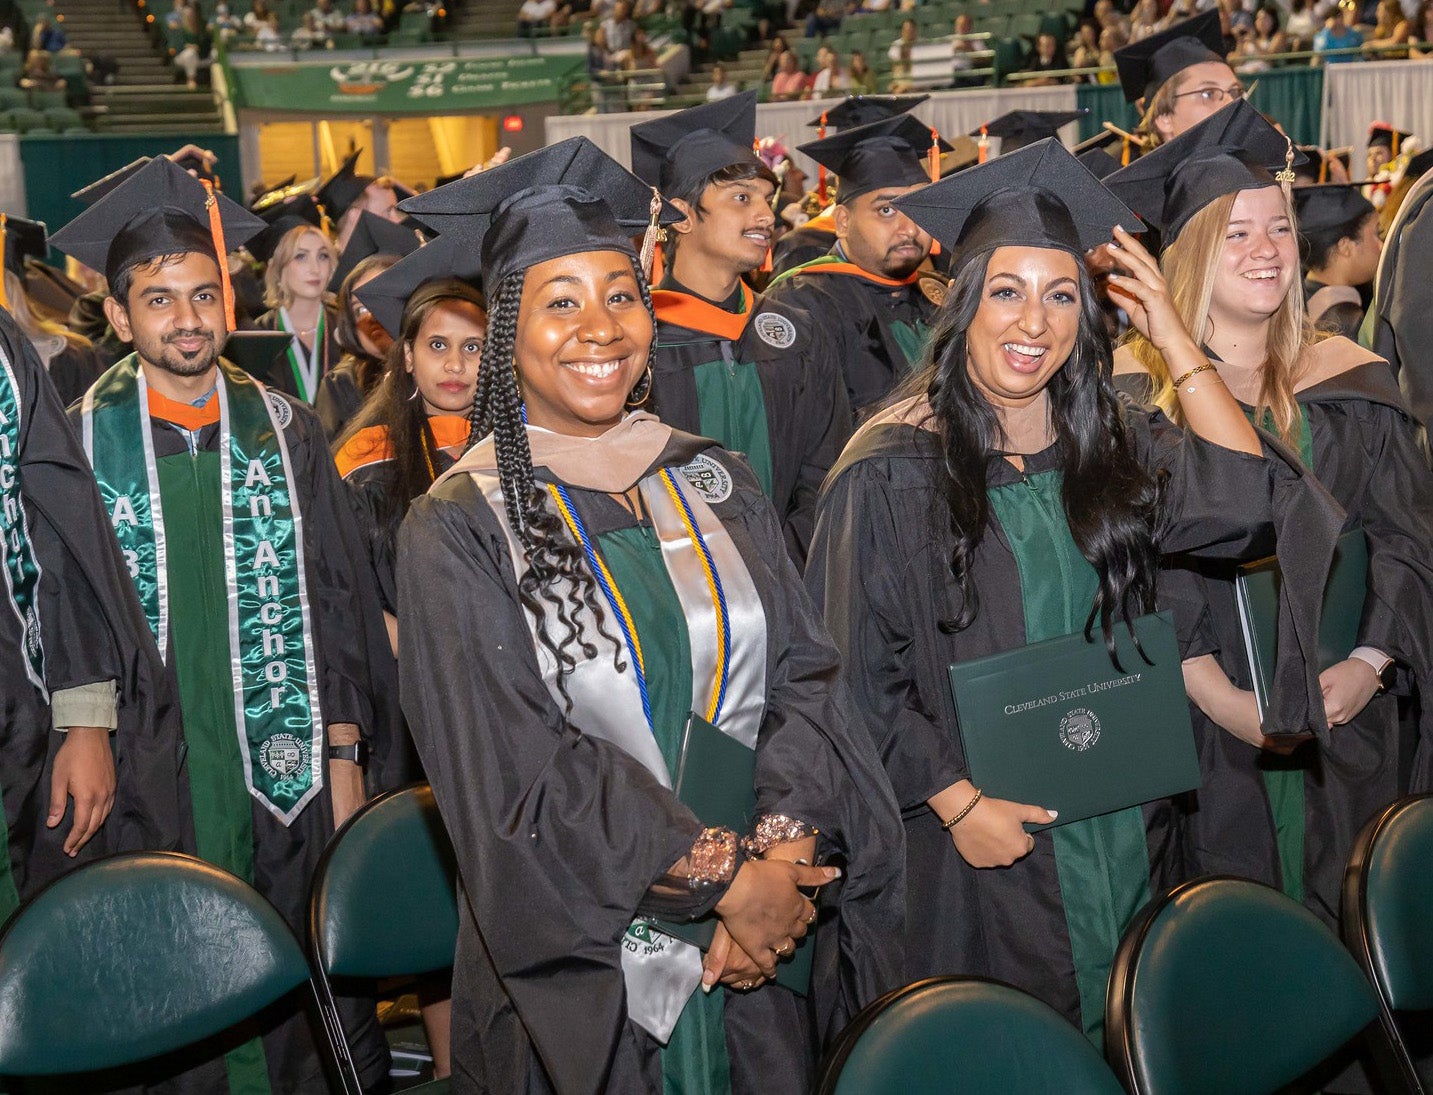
[
  {"left": 770, "top": 47, "right": 808, "bottom": 97},
  {"left": 1316, "top": 0, "right": 1366, "bottom": 59},
  {"left": 707, "top": 59, "right": 738, "bottom": 97},
  {"left": 810, "top": 42, "right": 848, "bottom": 94},
  {"left": 1022, "top": 31, "right": 1070, "bottom": 83}
]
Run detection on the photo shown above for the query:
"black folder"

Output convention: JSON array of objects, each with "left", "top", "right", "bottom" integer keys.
[
  {"left": 645, "top": 713, "right": 813, "bottom": 994},
  {"left": 947, "top": 611, "right": 1199, "bottom": 831},
  {"left": 1235, "top": 527, "right": 1368, "bottom": 720}
]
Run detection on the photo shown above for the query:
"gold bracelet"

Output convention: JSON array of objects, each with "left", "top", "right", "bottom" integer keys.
[
  {"left": 1172, "top": 363, "right": 1216, "bottom": 390},
  {"left": 941, "top": 788, "right": 983, "bottom": 831}
]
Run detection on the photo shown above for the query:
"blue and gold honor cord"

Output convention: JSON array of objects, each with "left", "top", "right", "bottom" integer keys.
[{"left": 548, "top": 468, "right": 730, "bottom": 731}]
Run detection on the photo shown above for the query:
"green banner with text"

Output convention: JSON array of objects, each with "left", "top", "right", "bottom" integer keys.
[{"left": 228, "top": 54, "right": 584, "bottom": 113}]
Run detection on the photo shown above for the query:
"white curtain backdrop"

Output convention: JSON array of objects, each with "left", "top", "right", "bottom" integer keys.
[
  {"left": 1323, "top": 60, "right": 1433, "bottom": 177},
  {"left": 545, "top": 84, "right": 1080, "bottom": 178},
  {"left": 0, "top": 135, "right": 27, "bottom": 216}
]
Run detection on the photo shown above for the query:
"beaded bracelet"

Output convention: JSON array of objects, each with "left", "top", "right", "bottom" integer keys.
[
  {"left": 1172, "top": 362, "right": 1216, "bottom": 390},
  {"left": 941, "top": 788, "right": 983, "bottom": 831}
]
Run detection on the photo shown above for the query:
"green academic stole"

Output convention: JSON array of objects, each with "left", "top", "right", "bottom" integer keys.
[
  {"left": 82, "top": 355, "right": 324, "bottom": 824},
  {"left": 0, "top": 346, "right": 45, "bottom": 697},
  {"left": 277, "top": 307, "right": 325, "bottom": 404}
]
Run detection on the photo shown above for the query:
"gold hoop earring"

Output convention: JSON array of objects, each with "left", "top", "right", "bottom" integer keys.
[{"left": 625, "top": 363, "right": 653, "bottom": 408}]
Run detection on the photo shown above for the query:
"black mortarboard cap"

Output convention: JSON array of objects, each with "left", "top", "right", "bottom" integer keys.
[
  {"left": 255, "top": 191, "right": 323, "bottom": 231},
  {"left": 1293, "top": 184, "right": 1374, "bottom": 235},
  {"left": 399, "top": 137, "right": 683, "bottom": 292},
  {"left": 352, "top": 231, "right": 482, "bottom": 339},
  {"left": 245, "top": 214, "right": 322, "bottom": 266},
  {"left": 799, "top": 113, "right": 951, "bottom": 203},
  {"left": 316, "top": 150, "right": 373, "bottom": 222},
  {"left": 807, "top": 94, "right": 928, "bottom": 129},
  {"left": 974, "top": 109, "right": 1088, "bottom": 155},
  {"left": 1103, "top": 100, "right": 1300, "bottom": 244},
  {"left": 51, "top": 156, "right": 266, "bottom": 283},
  {"left": 1079, "top": 148, "right": 1123, "bottom": 181},
  {"left": 1407, "top": 146, "right": 1433, "bottom": 179},
  {"left": 2, "top": 214, "right": 46, "bottom": 280},
  {"left": 70, "top": 157, "right": 150, "bottom": 207},
  {"left": 434, "top": 170, "right": 465, "bottom": 188},
  {"left": 629, "top": 91, "right": 761, "bottom": 197},
  {"left": 222, "top": 330, "right": 293, "bottom": 384},
  {"left": 1113, "top": 11, "right": 1226, "bottom": 104},
  {"left": 1367, "top": 123, "right": 1412, "bottom": 151},
  {"left": 893, "top": 138, "right": 1141, "bottom": 262},
  {"left": 329, "top": 210, "right": 424, "bottom": 294}
]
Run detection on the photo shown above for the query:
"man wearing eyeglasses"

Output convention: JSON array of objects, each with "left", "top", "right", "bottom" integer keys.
[{"left": 1114, "top": 11, "right": 1247, "bottom": 149}]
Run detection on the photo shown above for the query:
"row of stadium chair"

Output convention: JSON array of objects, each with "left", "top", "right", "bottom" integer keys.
[
  {"left": 0, "top": 52, "right": 90, "bottom": 108},
  {"left": 0, "top": 106, "right": 87, "bottom": 133},
  {"left": 2, "top": 788, "right": 1432, "bottom": 1092}
]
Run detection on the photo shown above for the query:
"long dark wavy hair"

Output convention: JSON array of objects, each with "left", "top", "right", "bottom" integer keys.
[
  {"left": 468, "top": 256, "right": 659, "bottom": 707},
  {"left": 336, "top": 278, "right": 485, "bottom": 529},
  {"left": 913, "top": 246, "right": 1164, "bottom": 656},
  {"left": 334, "top": 253, "right": 401, "bottom": 395}
]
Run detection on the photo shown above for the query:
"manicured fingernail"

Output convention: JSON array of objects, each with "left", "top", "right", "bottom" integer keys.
[
  {"left": 826, "top": 866, "right": 842, "bottom": 879},
  {"left": 1047, "top": 810, "right": 1059, "bottom": 820}
]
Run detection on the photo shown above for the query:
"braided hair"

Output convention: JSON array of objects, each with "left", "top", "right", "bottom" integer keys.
[{"left": 469, "top": 259, "right": 660, "bottom": 707}]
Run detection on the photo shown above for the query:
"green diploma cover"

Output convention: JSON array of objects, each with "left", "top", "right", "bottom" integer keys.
[
  {"left": 646, "top": 713, "right": 814, "bottom": 993},
  {"left": 947, "top": 611, "right": 1200, "bottom": 830},
  {"left": 1236, "top": 528, "right": 1368, "bottom": 721}
]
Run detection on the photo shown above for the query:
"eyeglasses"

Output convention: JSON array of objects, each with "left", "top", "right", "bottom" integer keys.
[{"left": 1171, "top": 82, "right": 1248, "bottom": 105}]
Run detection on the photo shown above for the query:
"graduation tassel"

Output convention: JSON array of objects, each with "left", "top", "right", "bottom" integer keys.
[
  {"left": 760, "top": 246, "right": 772, "bottom": 272},
  {"left": 1121, "top": 135, "right": 1131, "bottom": 167},
  {"left": 977, "top": 126, "right": 989, "bottom": 164},
  {"left": 200, "top": 179, "right": 236, "bottom": 331},
  {"left": 1318, "top": 150, "right": 1329, "bottom": 185},
  {"left": 928, "top": 127, "right": 941, "bottom": 182},
  {"left": 0, "top": 214, "right": 8, "bottom": 310},
  {"left": 1276, "top": 137, "right": 1297, "bottom": 203},
  {"left": 817, "top": 111, "right": 828, "bottom": 203},
  {"left": 639, "top": 186, "right": 667, "bottom": 285}
]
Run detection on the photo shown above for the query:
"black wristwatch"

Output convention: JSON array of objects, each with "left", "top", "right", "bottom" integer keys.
[{"left": 327, "top": 741, "right": 369, "bottom": 767}]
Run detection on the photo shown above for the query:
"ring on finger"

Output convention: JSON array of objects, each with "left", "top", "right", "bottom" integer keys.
[
  {"left": 805, "top": 907, "right": 817, "bottom": 925},
  {"left": 775, "top": 941, "right": 794, "bottom": 957}
]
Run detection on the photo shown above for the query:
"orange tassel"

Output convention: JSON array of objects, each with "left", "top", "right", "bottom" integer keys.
[
  {"left": 817, "top": 112, "right": 828, "bottom": 203},
  {"left": 1122, "top": 136, "right": 1131, "bottom": 167},
  {"left": 978, "top": 126, "right": 989, "bottom": 165},
  {"left": 760, "top": 246, "right": 772, "bottom": 272},
  {"left": 200, "top": 179, "right": 236, "bottom": 331},
  {"left": 929, "top": 127, "right": 940, "bottom": 182}
]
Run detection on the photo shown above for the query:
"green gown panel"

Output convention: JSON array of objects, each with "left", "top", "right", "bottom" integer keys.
[
  {"left": 156, "top": 449, "right": 271, "bottom": 1095},
  {"left": 987, "top": 469, "right": 1153, "bottom": 1045},
  {"left": 598, "top": 524, "right": 731, "bottom": 1095}
]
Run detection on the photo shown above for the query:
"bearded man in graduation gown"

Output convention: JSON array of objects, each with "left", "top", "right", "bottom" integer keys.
[
  {"left": 629, "top": 93, "right": 852, "bottom": 565},
  {"left": 52, "top": 156, "right": 394, "bottom": 1094},
  {"left": 763, "top": 113, "right": 951, "bottom": 420},
  {"left": 0, "top": 301, "right": 184, "bottom": 927}
]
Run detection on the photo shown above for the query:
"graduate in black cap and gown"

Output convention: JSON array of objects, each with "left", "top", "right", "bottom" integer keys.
[
  {"left": 770, "top": 95, "right": 931, "bottom": 277},
  {"left": 1294, "top": 183, "right": 1381, "bottom": 340},
  {"left": 972, "top": 108, "right": 1088, "bottom": 156},
  {"left": 51, "top": 155, "right": 396, "bottom": 1093},
  {"left": 765, "top": 113, "right": 951, "bottom": 419},
  {"left": 1107, "top": 100, "right": 1433, "bottom": 928},
  {"left": 0, "top": 293, "right": 184, "bottom": 928},
  {"left": 623, "top": 94, "right": 852, "bottom": 564},
  {"left": 1114, "top": 11, "right": 1242, "bottom": 149},
  {"left": 805, "top": 136, "right": 1339, "bottom": 1043},
  {"left": 395, "top": 136, "right": 904, "bottom": 1095}
]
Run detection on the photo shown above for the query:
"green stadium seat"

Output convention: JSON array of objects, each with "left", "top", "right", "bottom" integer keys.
[
  {"left": 7, "top": 108, "right": 45, "bottom": 133},
  {"left": 27, "top": 88, "right": 66, "bottom": 111},
  {"left": 43, "top": 106, "right": 82, "bottom": 130},
  {"left": 1009, "top": 13, "right": 1042, "bottom": 39},
  {"left": 0, "top": 88, "right": 26, "bottom": 111},
  {"left": 0, "top": 111, "right": 15, "bottom": 132}
]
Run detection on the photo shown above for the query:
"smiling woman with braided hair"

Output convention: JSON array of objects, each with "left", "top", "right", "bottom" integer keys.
[{"left": 393, "top": 138, "right": 903, "bottom": 1095}]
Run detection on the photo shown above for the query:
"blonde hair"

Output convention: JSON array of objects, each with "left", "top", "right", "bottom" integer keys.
[
  {"left": 262, "top": 225, "right": 337, "bottom": 310},
  {"left": 3, "top": 269, "right": 91, "bottom": 367},
  {"left": 1123, "top": 189, "right": 1312, "bottom": 446}
]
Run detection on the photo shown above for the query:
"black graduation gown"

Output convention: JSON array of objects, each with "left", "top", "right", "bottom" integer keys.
[
  {"left": 770, "top": 222, "right": 837, "bottom": 278},
  {"left": 762, "top": 252, "right": 939, "bottom": 418},
  {"left": 45, "top": 341, "right": 107, "bottom": 408},
  {"left": 1118, "top": 358, "right": 1433, "bottom": 928},
  {"left": 0, "top": 309, "right": 184, "bottom": 916},
  {"left": 650, "top": 288, "right": 851, "bottom": 566},
  {"left": 1365, "top": 167, "right": 1433, "bottom": 438},
  {"left": 397, "top": 435, "right": 905, "bottom": 1095},
  {"left": 313, "top": 354, "right": 370, "bottom": 442},
  {"left": 67, "top": 384, "right": 398, "bottom": 1094},
  {"left": 804, "top": 402, "right": 1337, "bottom": 1031}
]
